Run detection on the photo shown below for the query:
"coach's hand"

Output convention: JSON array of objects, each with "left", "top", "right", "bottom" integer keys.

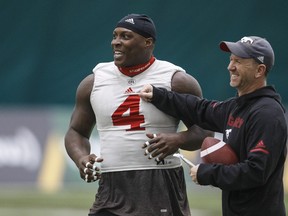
[
  {"left": 190, "top": 164, "right": 200, "bottom": 184},
  {"left": 78, "top": 154, "right": 103, "bottom": 183},
  {"left": 139, "top": 84, "right": 153, "bottom": 102}
]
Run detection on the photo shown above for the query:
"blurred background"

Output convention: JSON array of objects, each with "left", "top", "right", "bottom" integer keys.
[{"left": 1, "top": 0, "right": 287, "bottom": 215}]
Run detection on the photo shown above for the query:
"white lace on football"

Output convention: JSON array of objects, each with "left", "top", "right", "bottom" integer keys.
[{"left": 200, "top": 140, "right": 226, "bottom": 158}]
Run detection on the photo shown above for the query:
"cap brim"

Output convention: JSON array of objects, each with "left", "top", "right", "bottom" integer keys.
[{"left": 220, "top": 41, "right": 250, "bottom": 58}]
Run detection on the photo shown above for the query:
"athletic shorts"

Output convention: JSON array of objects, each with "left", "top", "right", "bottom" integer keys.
[{"left": 88, "top": 167, "right": 190, "bottom": 216}]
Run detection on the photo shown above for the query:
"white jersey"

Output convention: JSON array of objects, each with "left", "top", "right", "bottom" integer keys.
[{"left": 90, "top": 59, "right": 185, "bottom": 172}]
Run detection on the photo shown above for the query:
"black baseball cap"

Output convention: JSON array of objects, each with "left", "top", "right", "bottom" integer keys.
[
  {"left": 220, "top": 36, "right": 275, "bottom": 72},
  {"left": 116, "top": 14, "right": 157, "bottom": 41}
]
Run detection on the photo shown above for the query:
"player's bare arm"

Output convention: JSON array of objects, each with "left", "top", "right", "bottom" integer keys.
[
  {"left": 172, "top": 71, "right": 214, "bottom": 150},
  {"left": 143, "top": 71, "right": 213, "bottom": 161},
  {"left": 64, "top": 74, "right": 103, "bottom": 182}
]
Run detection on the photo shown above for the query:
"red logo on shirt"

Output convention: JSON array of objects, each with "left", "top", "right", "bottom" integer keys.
[
  {"left": 227, "top": 115, "right": 244, "bottom": 128},
  {"left": 250, "top": 140, "right": 269, "bottom": 154}
]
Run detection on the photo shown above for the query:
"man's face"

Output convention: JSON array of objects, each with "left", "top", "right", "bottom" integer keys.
[
  {"left": 227, "top": 54, "right": 261, "bottom": 95},
  {"left": 111, "top": 27, "right": 149, "bottom": 67}
]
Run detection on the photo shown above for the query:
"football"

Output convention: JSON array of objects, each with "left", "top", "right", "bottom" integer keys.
[{"left": 200, "top": 137, "right": 238, "bottom": 165}]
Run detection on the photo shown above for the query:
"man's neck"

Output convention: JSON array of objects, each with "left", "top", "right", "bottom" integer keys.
[{"left": 118, "top": 56, "right": 155, "bottom": 77}]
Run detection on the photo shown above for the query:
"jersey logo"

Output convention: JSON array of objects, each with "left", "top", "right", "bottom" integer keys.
[
  {"left": 250, "top": 140, "right": 269, "bottom": 154},
  {"left": 127, "top": 78, "right": 136, "bottom": 85},
  {"left": 124, "top": 87, "right": 135, "bottom": 94},
  {"left": 225, "top": 129, "right": 232, "bottom": 139},
  {"left": 227, "top": 115, "right": 244, "bottom": 128}
]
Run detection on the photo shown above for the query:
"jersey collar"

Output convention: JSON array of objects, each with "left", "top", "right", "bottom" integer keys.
[{"left": 118, "top": 56, "right": 155, "bottom": 77}]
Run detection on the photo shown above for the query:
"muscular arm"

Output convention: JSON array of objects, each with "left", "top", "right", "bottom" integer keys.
[
  {"left": 144, "top": 72, "right": 213, "bottom": 160},
  {"left": 171, "top": 71, "right": 214, "bottom": 151},
  {"left": 64, "top": 74, "right": 99, "bottom": 169}
]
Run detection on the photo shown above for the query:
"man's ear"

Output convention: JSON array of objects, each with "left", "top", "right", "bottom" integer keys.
[
  {"left": 255, "top": 64, "right": 266, "bottom": 78},
  {"left": 145, "top": 38, "right": 154, "bottom": 46}
]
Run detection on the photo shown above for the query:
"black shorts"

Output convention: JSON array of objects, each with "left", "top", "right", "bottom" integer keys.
[{"left": 89, "top": 167, "right": 190, "bottom": 216}]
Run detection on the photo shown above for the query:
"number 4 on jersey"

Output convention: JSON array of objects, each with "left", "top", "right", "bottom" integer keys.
[{"left": 112, "top": 95, "right": 145, "bottom": 131}]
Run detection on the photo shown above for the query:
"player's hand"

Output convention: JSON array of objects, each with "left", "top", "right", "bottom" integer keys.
[
  {"left": 190, "top": 164, "right": 200, "bottom": 184},
  {"left": 139, "top": 84, "right": 153, "bottom": 102},
  {"left": 142, "top": 133, "right": 182, "bottom": 162},
  {"left": 78, "top": 154, "right": 103, "bottom": 183}
]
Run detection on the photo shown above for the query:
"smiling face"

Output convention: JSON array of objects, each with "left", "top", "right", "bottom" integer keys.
[
  {"left": 111, "top": 27, "right": 154, "bottom": 68},
  {"left": 227, "top": 54, "right": 267, "bottom": 96}
]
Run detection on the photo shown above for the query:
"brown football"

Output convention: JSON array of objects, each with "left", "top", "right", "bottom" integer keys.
[{"left": 200, "top": 137, "right": 238, "bottom": 165}]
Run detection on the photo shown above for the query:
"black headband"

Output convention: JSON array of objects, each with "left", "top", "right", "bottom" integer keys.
[{"left": 116, "top": 14, "right": 156, "bottom": 41}]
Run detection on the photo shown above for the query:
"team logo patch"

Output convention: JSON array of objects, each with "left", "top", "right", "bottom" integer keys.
[
  {"left": 127, "top": 79, "right": 136, "bottom": 85},
  {"left": 250, "top": 140, "right": 269, "bottom": 154}
]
